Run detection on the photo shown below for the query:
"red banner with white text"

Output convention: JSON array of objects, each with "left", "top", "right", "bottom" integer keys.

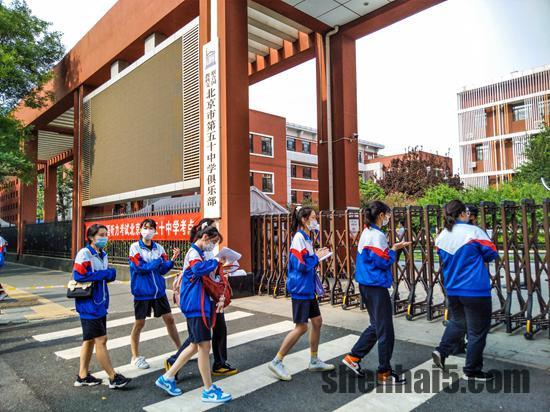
[{"left": 85, "top": 213, "right": 201, "bottom": 241}]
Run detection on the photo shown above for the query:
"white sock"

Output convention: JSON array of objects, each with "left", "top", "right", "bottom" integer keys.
[{"left": 163, "top": 373, "right": 174, "bottom": 381}]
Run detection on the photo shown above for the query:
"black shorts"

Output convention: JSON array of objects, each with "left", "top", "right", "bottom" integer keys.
[
  {"left": 134, "top": 296, "right": 172, "bottom": 320},
  {"left": 292, "top": 298, "right": 321, "bottom": 324},
  {"left": 186, "top": 317, "right": 212, "bottom": 343},
  {"left": 81, "top": 316, "right": 107, "bottom": 341}
]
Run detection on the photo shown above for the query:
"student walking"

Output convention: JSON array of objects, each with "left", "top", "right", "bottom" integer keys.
[
  {"left": 0, "top": 235, "right": 7, "bottom": 301},
  {"left": 432, "top": 200, "right": 499, "bottom": 381},
  {"left": 165, "top": 218, "right": 238, "bottom": 379},
  {"left": 155, "top": 223, "right": 232, "bottom": 403},
  {"left": 128, "top": 219, "right": 182, "bottom": 369},
  {"left": 342, "top": 201, "right": 410, "bottom": 385},
  {"left": 268, "top": 206, "right": 334, "bottom": 381},
  {"left": 72, "top": 224, "right": 131, "bottom": 388}
]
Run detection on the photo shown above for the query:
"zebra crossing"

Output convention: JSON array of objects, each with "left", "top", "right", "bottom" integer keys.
[{"left": 30, "top": 307, "right": 482, "bottom": 412}]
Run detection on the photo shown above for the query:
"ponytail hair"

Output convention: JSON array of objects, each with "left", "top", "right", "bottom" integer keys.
[
  {"left": 189, "top": 218, "right": 216, "bottom": 242},
  {"left": 190, "top": 219, "right": 223, "bottom": 243},
  {"left": 290, "top": 205, "right": 314, "bottom": 233},
  {"left": 363, "top": 200, "right": 390, "bottom": 228},
  {"left": 443, "top": 199, "right": 466, "bottom": 231}
]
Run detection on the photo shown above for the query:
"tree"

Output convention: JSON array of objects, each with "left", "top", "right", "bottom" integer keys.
[
  {"left": 359, "top": 177, "right": 384, "bottom": 207},
  {"left": 515, "top": 126, "right": 550, "bottom": 185},
  {"left": 377, "top": 147, "right": 463, "bottom": 197},
  {"left": 0, "top": 0, "right": 64, "bottom": 183},
  {"left": 57, "top": 165, "right": 73, "bottom": 220}
]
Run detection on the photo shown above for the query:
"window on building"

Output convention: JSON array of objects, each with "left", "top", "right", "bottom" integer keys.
[
  {"left": 303, "top": 167, "right": 312, "bottom": 179},
  {"left": 291, "top": 190, "right": 297, "bottom": 204},
  {"left": 262, "top": 173, "right": 273, "bottom": 193},
  {"left": 512, "top": 102, "right": 531, "bottom": 121},
  {"left": 286, "top": 137, "right": 296, "bottom": 151},
  {"left": 249, "top": 133, "right": 254, "bottom": 153},
  {"left": 358, "top": 151, "right": 363, "bottom": 163},
  {"left": 291, "top": 164, "right": 297, "bottom": 178},
  {"left": 249, "top": 172, "right": 254, "bottom": 186},
  {"left": 475, "top": 144, "right": 483, "bottom": 161},
  {"left": 303, "top": 191, "right": 312, "bottom": 201},
  {"left": 302, "top": 141, "right": 311, "bottom": 154},
  {"left": 261, "top": 136, "right": 273, "bottom": 156}
]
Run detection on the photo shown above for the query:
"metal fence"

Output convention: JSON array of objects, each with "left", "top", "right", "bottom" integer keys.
[
  {"left": 0, "top": 225, "right": 18, "bottom": 251},
  {"left": 23, "top": 221, "right": 72, "bottom": 258},
  {"left": 85, "top": 206, "right": 201, "bottom": 269},
  {"left": 252, "top": 199, "right": 550, "bottom": 339}
]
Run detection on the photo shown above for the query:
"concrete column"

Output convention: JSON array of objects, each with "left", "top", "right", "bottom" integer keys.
[
  {"left": 43, "top": 164, "right": 57, "bottom": 222},
  {"left": 17, "top": 130, "right": 38, "bottom": 255},
  {"left": 71, "top": 87, "right": 84, "bottom": 256},
  {"left": 317, "top": 32, "right": 360, "bottom": 210},
  {"left": 199, "top": 0, "right": 251, "bottom": 269}
]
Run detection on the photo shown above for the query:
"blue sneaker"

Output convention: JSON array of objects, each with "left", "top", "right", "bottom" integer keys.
[
  {"left": 201, "top": 384, "right": 232, "bottom": 403},
  {"left": 155, "top": 375, "right": 182, "bottom": 396}
]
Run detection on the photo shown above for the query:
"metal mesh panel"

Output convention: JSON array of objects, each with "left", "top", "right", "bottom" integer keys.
[{"left": 182, "top": 23, "right": 200, "bottom": 182}]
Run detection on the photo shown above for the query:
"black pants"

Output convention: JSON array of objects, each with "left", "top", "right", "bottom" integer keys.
[
  {"left": 436, "top": 295, "right": 492, "bottom": 375},
  {"left": 169, "top": 312, "right": 227, "bottom": 369},
  {"left": 350, "top": 285, "right": 394, "bottom": 372}
]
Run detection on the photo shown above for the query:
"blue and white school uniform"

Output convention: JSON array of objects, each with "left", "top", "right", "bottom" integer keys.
[
  {"left": 349, "top": 224, "right": 396, "bottom": 372},
  {"left": 286, "top": 230, "right": 321, "bottom": 324},
  {"left": 435, "top": 221, "right": 499, "bottom": 375},
  {"left": 72, "top": 245, "right": 116, "bottom": 340},
  {"left": 128, "top": 240, "right": 174, "bottom": 319},
  {"left": 180, "top": 244, "right": 219, "bottom": 343},
  {"left": 0, "top": 236, "right": 6, "bottom": 269}
]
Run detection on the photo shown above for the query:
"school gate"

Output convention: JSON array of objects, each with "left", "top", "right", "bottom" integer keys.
[{"left": 2, "top": 0, "right": 448, "bottom": 271}]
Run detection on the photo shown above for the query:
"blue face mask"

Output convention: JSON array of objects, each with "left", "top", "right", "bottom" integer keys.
[{"left": 95, "top": 237, "right": 108, "bottom": 249}]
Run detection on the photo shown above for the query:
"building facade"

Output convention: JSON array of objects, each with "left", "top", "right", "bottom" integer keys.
[{"left": 457, "top": 65, "right": 550, "bottom": 188}]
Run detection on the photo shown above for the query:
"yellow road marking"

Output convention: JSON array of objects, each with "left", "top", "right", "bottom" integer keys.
[{"left": 1, "top": 283, "right": 76, "bottom": 320}]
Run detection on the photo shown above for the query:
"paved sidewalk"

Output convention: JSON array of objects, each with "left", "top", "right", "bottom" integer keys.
[{"left": 231, "top": 295, "right": 550, "bottom": 371}]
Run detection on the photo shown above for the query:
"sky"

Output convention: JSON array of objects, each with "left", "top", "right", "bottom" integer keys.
[{"left": 23, "top": 0, "right": 550, "bottom": 172}]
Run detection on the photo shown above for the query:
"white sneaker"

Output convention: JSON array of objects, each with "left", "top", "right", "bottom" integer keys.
[
  {"left": 268, "top": 359, "right": 292, "bottom": 381},
  {"left": 309, "top": 358, "right": 336, "bottom": 372},
  {"left": 133, "top": 356, "right": 150, "bottom": 369}
]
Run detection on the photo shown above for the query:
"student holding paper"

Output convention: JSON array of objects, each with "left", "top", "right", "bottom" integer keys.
[
  {"left": 155, "top": 222, "right": 231, "bottom": 403},
  {"left": 268, "top": 206, "right": 334, "bottom": 381},
  {"left": 342, "top": 201, "right": 410, "bottom": 385},
  {"left": 166, "top": 218, "right": 238, "bottom": 378}
]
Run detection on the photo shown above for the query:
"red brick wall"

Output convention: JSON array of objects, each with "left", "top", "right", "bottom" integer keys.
[{"left": 249, "top": 110, "right": 287, "bottom": 205}]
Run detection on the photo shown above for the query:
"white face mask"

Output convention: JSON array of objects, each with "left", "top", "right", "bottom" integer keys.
[
  {"left": 382, "top": 215, "right": 390, "bottom": 227},
  {"left": 141, "top": 228, "right": 155, "bottom": 240},
  {"left": 204, "top": 242, "right": 216, "bottom": 252},
  {"left": 308, "top": 219, "right": 320, "bottom": 231}
]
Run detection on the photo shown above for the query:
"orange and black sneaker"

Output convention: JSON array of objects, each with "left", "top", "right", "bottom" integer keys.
[
  {"left": 342, "top": 354, "right": 365, "bottom": 377},
  {"left": 377, "top": 370, "right": 406, "bottom": 386},
  {"left": 212, "top": 363, "right": 239, "bottom": 376}
]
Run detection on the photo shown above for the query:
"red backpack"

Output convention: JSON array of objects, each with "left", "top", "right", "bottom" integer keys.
[{"left": 173, "top": 263, "right": 233, "bottom": 329}]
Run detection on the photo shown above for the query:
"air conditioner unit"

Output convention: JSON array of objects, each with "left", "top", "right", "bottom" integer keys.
[
  {"left": 469, "top": 161, "right": 477, "bottom": 169},
  {"left": 534, "top": 120, "right": 543, "bottom": 128},
  {"left": 467, "top": 132, "right": 474, "bottom": 139}
]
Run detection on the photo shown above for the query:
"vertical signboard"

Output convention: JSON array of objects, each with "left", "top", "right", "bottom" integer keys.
[{"left": 202, "top": 39, "right": 221, "bottom": 218}]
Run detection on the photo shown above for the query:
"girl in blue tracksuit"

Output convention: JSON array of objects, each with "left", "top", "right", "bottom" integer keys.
[
  {"left": 128, "top": 219, "right": 181, "bottom": 370},
  {"left": 73, "top": 224, "right": 131, "bottom": 389},
  {"left": 343, "top": 201, "right": 410, "bottom": 385},
  {"left": 0, "top": 235, "right": 7, "bottom": 300},
  {"left": 155, "top": 222, "right": 232, "bottom": 404},
  {"left": 268, "top": 206, "right": 334, "bottom": 382},
  {"left": 432, "top": 200, "right": 499, "bottom": 382}
]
